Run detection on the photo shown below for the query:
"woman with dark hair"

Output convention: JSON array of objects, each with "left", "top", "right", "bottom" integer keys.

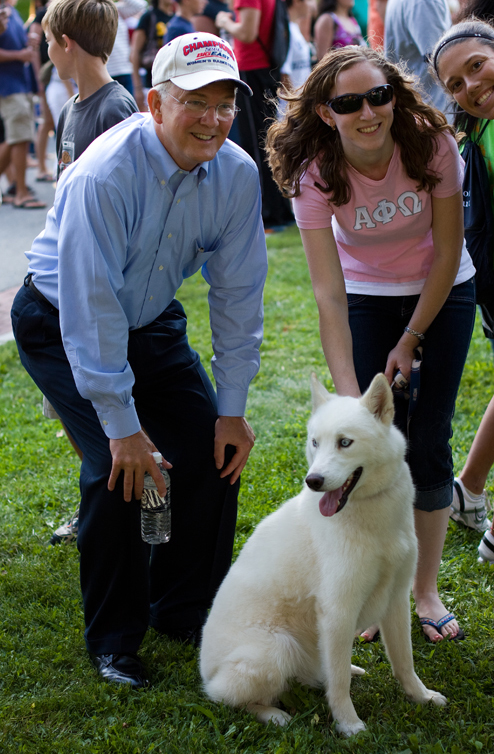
[
  {"left": 433, "top": 17, "right": 494, "bottom": 564},
  {"left": 267, "top": 45, "right": 476, "bottom": 642},
  {"left": 314, "top": 0, "right": 365, "bottom": 62},
  {"left": 457, "top": 0, "right": 494, "bottom": 23}
]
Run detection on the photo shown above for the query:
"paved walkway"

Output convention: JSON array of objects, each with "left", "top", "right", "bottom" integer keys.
[{"left": 0, "top": 155, "right": 56, "bottom": 344}]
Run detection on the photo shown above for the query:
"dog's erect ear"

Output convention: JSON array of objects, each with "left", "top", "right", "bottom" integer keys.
[
  {"left": 310, "top": 372, "right": 332, "bottom": 411},
  {"left": 360, "top": 373, "right": 394, "bottom": 426}
]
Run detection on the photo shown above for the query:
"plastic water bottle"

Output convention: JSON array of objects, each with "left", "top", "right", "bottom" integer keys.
[{"left": 140, "top": 452, "right": 171, "bottom": 544}]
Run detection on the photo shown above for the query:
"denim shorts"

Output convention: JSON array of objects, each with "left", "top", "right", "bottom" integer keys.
[{"left": 347, "top": 278, "right": 476, "bottom": 511}]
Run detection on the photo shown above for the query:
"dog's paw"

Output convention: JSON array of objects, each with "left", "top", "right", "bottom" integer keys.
[
  {"left": 335, "top": 718, "right": 366, "bottom": 737},
  {"left": 351, "top": 664, "right": 365, "bottom": 676},
  {"left": 247, "top": 703, "right": 292, "bottom": 726},
  {"left": 426, "top": 690, "right": 447, "bottom": 707}
]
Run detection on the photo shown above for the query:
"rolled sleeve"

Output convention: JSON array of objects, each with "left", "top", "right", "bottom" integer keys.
[{"left": 57, "top": 173, "right": 139, "bottom": 439}]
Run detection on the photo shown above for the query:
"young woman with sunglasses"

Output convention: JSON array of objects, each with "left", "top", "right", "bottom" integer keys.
[
  {"left": 267, "top": 46, "right": 476, "bottom": 643},
  {"left": 432, "top": 18, "right": 494, "bottom": 565}
]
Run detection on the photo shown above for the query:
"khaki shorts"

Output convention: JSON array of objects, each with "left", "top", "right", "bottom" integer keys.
[{"left": 0, "top": 92, "right": 34, "bottom": 144}]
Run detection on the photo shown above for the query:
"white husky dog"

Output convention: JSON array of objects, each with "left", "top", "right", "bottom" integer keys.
[{"left": 200, "top": 373, "right": 447, "bottom": 737}]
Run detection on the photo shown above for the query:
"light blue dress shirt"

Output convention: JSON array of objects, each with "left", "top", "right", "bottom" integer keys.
[{"left": 27, "top": 112, "right": 268, "bottom": 439}]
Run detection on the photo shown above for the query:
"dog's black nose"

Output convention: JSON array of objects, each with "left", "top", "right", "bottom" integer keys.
[{"left": 306, "top": 474, "right": 324, "bottom": 491}]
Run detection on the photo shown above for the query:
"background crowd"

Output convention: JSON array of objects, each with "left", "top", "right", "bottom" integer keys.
[{"left": 0, "top": 0, "right": 470, "bottom": 218}]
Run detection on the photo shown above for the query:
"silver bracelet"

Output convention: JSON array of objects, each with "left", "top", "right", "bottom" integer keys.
[{"left": 404, "top": 326, "right": 425, "bottom": 341}]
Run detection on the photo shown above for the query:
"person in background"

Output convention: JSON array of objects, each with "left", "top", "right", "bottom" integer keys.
[
  {"left": 0, "top": 5, "right": 10, "bottom": 35},
  {"left": 28, "top": 0, "right": 56, "bottom": 182},
  {"left": 367, "top": 0, "right": 386, "bottom": 50},
  {"left": 456, "top": 0, "right": 494, "bottom": 20},
  {"left": 280, "top": 0, "right": 312, "bottom": 111},
  {"left": 130, "top": 0, "right": 175, "bottom": 110},
  {"left": 433, "top": 17, "right": 494, "bottom": 563},
  {"left": 385, "top": 0, "right": 452, "bottom": 114},
  {"left": 267, "top": 45, "right": 476, "bottom": 642},
  {"left": 164, "top": 0, "right": 207, "bottom": 42},
  {"left": 314, "top": 0, "right": 366, "bottom": 62},
  {"left": 192, "top": 0, "right": 231, "bottom": 35},
  {"left": 216, "top": 0, "right": 295, "bottom": 232},
  {"left": 42, "top": 0, "right": 137, "bottom": 177},
  {"left": 107, "top": 0, "right": 148, "bottom": 95},
  {"left": 0, "top": 0, "right": 46, "bottom": 208}
]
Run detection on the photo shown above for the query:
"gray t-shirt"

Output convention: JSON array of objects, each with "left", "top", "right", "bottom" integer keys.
[
  {"left": 384, "top": 0, "right": 451, "bottom": 115},
  {"left": 56, "top": 80, "right": 138, "bottom": 179}
]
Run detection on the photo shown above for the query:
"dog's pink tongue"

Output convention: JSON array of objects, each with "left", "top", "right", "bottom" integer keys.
[{"left": 319, "top": 488, "right": 343, "bottom": 517}]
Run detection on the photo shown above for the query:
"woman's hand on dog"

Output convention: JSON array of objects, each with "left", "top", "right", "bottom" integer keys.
[{"left": 214, "top": 416, "right": 256, "bottom": 484}]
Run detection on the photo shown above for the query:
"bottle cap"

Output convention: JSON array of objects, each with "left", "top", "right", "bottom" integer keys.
[{"left": 152, "top": 451, "right": 162, "bottom": 464}]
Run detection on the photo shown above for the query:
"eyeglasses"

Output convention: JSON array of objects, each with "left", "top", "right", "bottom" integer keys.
[
  {"left": 327, "top": 84, "right": 394, "bottom": 115},
  {"left": 166, "top": 92, "right": 240, "bottom": 121}
]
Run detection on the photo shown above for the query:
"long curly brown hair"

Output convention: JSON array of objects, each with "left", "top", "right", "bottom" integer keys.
[{"left": 266, "top": 46, "right": 454, "bottom": 206}]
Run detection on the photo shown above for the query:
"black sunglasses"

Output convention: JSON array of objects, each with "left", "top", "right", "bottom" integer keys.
[{"left": 327, "top": 84, "right": 394, "bottom": 115}]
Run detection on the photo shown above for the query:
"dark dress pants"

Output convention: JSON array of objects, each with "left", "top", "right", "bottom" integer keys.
[
  {"left": 347, "top": 278, "right": 476, "bottom": 512},
  {"left": 11, "top": 285, "right": 239, "bottom": 654}
]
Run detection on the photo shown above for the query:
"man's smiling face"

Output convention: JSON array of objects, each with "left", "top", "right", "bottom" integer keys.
[{"left": 148, "top": 81, "right": 236, "bottom": 171}]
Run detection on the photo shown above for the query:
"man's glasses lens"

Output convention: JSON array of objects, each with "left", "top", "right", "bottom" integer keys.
[
  {"left": 183, "top": 100, "right": 240, "bottom": 120},
  {"left": 328, "top": 85, "right": 394, "bottom": 115}
]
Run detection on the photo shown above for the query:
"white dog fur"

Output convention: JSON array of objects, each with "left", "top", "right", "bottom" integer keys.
[{"left": 199, "top": 373, "right": 447, "bottom": 736}]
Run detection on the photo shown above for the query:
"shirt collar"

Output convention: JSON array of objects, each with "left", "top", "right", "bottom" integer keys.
[{"left": 140, "top": 113, "right": 209, "bottom": 187}]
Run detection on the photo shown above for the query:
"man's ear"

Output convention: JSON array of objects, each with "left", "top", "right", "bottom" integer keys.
[{"left": 148, "top": 88, "right": 162, "bottom": 123}]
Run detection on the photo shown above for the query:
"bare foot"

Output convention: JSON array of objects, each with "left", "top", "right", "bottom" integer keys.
[{"left": 414, "top": 593, "right": 462, "bottom": 642}]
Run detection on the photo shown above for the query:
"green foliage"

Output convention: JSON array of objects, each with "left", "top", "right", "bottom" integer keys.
[{"left": 1, "top": 226, "right": 494, "bottom": 752}]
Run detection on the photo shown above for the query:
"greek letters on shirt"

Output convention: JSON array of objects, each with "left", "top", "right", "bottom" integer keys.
[{"left": 353, "top": 191, "right": 423, "bottom": 230}]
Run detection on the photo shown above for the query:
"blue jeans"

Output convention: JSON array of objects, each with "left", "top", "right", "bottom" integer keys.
[
  {"left": 11, "top": 285, "right": 239, "bottom": 654},
  {"left": 347, "top": 279, "right": 476, "bottom": 511}
]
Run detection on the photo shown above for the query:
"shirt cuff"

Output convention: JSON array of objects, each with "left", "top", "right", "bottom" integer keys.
[
  {"left": 217, "top": 388, "right": 249, "bottom": 417},
  {"left": 97, "top": 403, "right": 141, "bottom": 439}
]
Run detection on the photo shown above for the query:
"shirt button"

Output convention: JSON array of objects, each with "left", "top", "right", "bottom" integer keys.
[
  {"left": 149, "top": 295, "right": 153, "bottom": 300},
  {"left": 158, "top": 265, "right": 163, "bottom": 271},
  {"left": 103, "top": 420, "right": 108, "bottom": 425},
  {"left": 161, "top": 180, "right": 166, "bottom": 186},
  {"left": 177, "top": 199, "right": 181, "bottom": 204},
  {"left": 168, "top": 233, "right": 172, "bottom": 238}
]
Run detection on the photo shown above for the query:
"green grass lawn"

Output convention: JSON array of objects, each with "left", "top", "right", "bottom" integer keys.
[{"left": 1, "top": 226, "right": 493, "bottom": 753}]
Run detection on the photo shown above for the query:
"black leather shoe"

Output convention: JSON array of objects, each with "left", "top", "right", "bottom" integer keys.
[{"left": 89, "top": 653, "right": 150, "bottom": 688}]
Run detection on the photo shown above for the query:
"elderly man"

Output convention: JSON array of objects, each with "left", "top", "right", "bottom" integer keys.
[{"left": 11, "top": 32, "right": 267, "bottom": 688}]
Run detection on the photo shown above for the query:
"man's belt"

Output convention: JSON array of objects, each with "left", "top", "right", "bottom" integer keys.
[{"left": 24, "top": 273, "right": 57, "bottom": 309}]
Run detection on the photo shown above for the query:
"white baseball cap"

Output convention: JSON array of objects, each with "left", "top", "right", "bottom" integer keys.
[{"left": 151, "top": 32, "right": 252, "bottom": 96}]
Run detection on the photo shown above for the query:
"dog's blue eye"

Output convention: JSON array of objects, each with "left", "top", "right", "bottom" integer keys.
[
  {"left": 339, "top": 438, "right": 353, "bottom": 448},
  {"left": 312, "top": 438, "right": 318, "bottom": 447}
]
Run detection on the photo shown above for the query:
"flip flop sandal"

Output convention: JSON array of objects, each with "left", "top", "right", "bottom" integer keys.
[
  {"left": 3, "top": 183, "right": 37, "bottom": 203},
  {"left": 420, "top": 612, "right": 465, "bottom": 643},
  {"left": 36, "top": 173, "right": 54, "bottom": 182},
  {"left": 13, "top": 197, "right": 47, "bottom": 209}
]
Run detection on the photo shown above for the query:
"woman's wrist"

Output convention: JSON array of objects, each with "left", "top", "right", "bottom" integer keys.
[{"left": 403, "top": 326, "right": 425, "bottom": 343}]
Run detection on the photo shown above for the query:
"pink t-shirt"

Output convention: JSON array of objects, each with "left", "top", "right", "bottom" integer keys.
[{"left": 293, "top": 132, "right": 475, "bottom": 294}]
